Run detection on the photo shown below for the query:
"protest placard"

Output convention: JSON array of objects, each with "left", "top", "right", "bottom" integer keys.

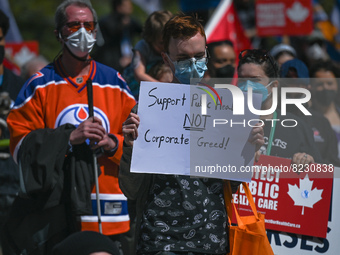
[
  {"left": 130, "top": 81, "right": 262, "bottom": 182},
  {"left": 256, "top": 0, "right": 313, "bottom": 36},
  {"left": 231, "top": 155, "right": 333, "bottom": 238},
  {"left": 270, "top": 167, "right": 339, "bottom": 254}
]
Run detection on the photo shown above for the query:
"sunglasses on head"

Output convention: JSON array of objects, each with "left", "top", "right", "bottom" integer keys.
[
  {"left": 239, "top": 49, "right": 276, "bottom": 71},
  {"left": 65, "top": 21, "right": 97, "bottom": 33}
]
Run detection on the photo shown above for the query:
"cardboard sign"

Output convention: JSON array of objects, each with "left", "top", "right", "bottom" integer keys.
[
  {"left": 232, "top": 155, "right": 333, "bottom": 238},
  {"left": 256, "top": 0, "right": 313, "bottom": 36},
  {"left": 130, "top": 81, "right": 262, "bottom": 181}
]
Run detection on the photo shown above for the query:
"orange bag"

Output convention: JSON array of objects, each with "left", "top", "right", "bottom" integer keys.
[{"left": 224, "top": 181, "right": 274, "bottom": 255}]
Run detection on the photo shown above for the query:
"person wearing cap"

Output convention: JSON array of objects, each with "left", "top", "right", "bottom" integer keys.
[
  {"left": 279, "top": 58, "right": 310, "bottom": 100},
  {"left": 280, "top": 58, "right": 340, "bottom": 166},
  {"left": 270, "top": 43, "right": 296, "bottom": 68}
]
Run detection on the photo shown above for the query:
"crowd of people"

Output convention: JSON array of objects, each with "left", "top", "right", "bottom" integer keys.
[{"left": 0, "top": 0, "right": 340, "bottom": 254}]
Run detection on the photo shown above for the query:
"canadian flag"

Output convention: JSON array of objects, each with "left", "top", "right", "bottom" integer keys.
[{"left": 205, "top": 0, "right": 252, "bottom": 56}]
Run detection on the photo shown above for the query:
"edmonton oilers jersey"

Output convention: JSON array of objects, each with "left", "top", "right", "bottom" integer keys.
[{"left": 7, "top": 57, "right": 136, "bottom": 235}]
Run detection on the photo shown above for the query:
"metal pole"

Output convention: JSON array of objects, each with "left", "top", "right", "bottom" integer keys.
[{"left": 87, "top": 78, "right": 103, "bottom": 233}]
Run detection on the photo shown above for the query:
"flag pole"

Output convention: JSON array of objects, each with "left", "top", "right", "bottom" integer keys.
[{"left": 87, "top": 78, "right": 103, "bottom": 234}]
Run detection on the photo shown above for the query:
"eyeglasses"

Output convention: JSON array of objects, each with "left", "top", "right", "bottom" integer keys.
[
  {"left": 167, "top": 50, "right": 209, "bottom": 67},
  {"left": 64, "top": 21, "right": 97, "bottom": 33},
  {"left": 239, "top": 49, "right": 276, "bottom": 73}
]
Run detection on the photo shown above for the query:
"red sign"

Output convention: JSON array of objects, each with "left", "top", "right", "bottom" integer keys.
[
  {"left": 4, "top": 41, "right": 39, "bottom": 75},
  {"left": 232, "top": 155, "right": 333, "bottom": 238},
  {"left": 256, "top": 0, "right": 313, "bottom": 36}
]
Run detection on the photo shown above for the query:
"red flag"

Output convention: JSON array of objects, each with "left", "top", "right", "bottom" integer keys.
[
  {"left": 3, "top": 58, "right": 20, "bottom": 76},
  {"left": 205, "top": 0, "right": 252, "bottom": 56}
]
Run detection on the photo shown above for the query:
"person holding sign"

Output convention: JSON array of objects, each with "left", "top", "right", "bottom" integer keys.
[
  {"left": 119, "top": 14, "right": 264, "bottom": 255},
  {"left": 237, "top": 49, "right": 322, "bottom": 165}
]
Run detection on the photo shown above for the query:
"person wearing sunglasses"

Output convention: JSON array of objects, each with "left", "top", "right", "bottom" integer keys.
[
  {"left": 119, "top": 14, "right": 264, "bottom": 255},
  {"left": 56, "top": 9, "right": 97, "bottom": 61},
  {"left": 5, "top": 1, "right": 136, "bottom": 254},
  {"left": 237, "top": 49, "right": 322, "bottom": 166}
]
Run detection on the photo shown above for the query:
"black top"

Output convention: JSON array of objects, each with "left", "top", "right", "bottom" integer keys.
[
  {"left": 0, "top": 67, "right": 24, "bottom": 102},
  {"left": 285, "top": 105, "right": 340, "bottom": 166},
  {"left": 0, "top": 67, "right": 24, "bottom": 195},
  {"left": 260, "top": 109, "right": 323, "bottom": 163},
  {"left": 138, "top": 175, "right": 228, "bottom": 254}
]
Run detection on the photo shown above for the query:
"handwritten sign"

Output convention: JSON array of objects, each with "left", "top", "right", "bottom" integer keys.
[{"left": 130, "top": 81, "right": 262, "bottom": 181}]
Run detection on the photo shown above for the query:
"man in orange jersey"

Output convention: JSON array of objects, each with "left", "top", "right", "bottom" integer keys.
[{"left": 4, "top": 1, "right": 135, "bottom": 254}]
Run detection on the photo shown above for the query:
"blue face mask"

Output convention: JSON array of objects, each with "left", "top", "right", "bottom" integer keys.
[
  {"left": 238, "top": 80, "right": 273, "bottom": 102},
  {"left": 167, "top": 54, "right": 208, "bottom": 84}
]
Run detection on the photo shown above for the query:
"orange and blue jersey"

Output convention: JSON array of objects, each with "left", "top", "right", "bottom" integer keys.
[{"left": 7, "top": 57, "right": 136, "bottom": 235}]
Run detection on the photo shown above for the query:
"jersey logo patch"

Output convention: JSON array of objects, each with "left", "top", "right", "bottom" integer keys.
[
  {"left": 76, "top": 77, "right": 83, "bottom": 84},
  {"left": 55, "top": 104, "right": 110, "bottom": 132}
]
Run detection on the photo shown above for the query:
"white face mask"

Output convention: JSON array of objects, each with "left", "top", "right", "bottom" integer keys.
[
  {"left": 64, "top": 27, "right": 96, "bottom": 58},
  {"left": 306, "top": 43, "right": 328, "bottom": 61}
]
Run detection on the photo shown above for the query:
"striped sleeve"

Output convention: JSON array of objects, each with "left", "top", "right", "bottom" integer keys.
[{"left": 7, "top": 77, "right": 48, "bottom": 163}]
